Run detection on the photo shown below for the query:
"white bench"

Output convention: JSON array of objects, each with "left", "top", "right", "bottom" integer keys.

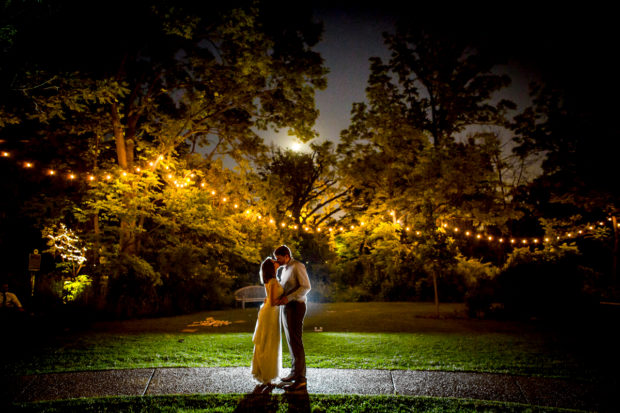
[{"left": 234, "top": 285, "right": 266, "bottom": 309}]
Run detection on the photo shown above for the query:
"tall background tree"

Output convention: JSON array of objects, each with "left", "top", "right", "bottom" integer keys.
[
  {"left": 0, "top": 0, "right": 328, "bottom": 316},
  {"left": 333, "top": 19, "right": 521, "bottom": 312}
]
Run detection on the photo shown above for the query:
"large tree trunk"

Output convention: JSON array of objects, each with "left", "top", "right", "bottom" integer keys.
[{"left": 111, "top": 102, "right": 138, "bottom": 254}]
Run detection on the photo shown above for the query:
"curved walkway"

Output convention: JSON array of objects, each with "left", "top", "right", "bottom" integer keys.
[{"left": 2, "top": 367, "right": 614, "bottom": 411}]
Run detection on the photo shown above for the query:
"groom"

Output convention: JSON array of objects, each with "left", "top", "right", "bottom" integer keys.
[{"left": 274, "top": 245, "right": 311, "bottom": 391}]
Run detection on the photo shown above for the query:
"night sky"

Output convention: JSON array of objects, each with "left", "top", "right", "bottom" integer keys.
[{"left": 259, "top": 2, "right": 617, "bottom": 154}]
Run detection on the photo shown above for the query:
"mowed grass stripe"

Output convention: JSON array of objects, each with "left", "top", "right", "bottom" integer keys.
[{"left": 6, "top": 331, "right": 591, "bottom": 379}]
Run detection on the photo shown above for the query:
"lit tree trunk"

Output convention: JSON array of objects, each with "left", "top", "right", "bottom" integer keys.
[{"left": 111, "top": 102, "right": 137, "bottom": 254}]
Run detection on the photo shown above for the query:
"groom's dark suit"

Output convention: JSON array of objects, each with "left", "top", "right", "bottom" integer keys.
[{"left": 279, "top": 258, "right": 311, "bottom": 383}]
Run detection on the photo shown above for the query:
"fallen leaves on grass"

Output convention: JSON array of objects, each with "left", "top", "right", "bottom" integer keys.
[{"left": 187, "top": 317, "right": 232, "bottom": 328}]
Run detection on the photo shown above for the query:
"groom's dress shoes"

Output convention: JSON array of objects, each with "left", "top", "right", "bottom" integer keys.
[
  {"left": 280, "top": 373, "right": 296, "bottom": 382},
  {"left": 283, "top": 380, "right": 307, "bottom": 391}
]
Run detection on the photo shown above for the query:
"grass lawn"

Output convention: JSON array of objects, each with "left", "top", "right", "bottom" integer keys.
[
  {"left": 3, "top": 302, "right": 616, "bottom": 383},
  {"left": 13, "top": 394, "right": 584, "bottom": 413}
]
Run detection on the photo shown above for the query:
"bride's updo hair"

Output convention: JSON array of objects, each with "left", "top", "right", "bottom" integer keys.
[{"left": 260, "top": 257, "right": 276, "bottom": 284}]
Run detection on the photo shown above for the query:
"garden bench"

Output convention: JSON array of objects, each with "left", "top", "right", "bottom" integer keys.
[{"left": 234, "top": 285, "right": 266, "bottom": 309}]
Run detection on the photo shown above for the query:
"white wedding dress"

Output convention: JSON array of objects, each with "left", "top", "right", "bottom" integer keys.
[{"left": 251, "top": 278, "right": 283, "bottom": 383}]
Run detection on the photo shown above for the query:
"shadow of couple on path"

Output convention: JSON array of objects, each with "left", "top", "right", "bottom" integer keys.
[{"left": 232, "top": 384, "right": 310, "bottom": 413}]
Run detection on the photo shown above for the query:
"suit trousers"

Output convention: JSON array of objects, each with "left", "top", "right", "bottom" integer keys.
[{"left": 282, "top": 300, "right": 306, "bottom": 381}]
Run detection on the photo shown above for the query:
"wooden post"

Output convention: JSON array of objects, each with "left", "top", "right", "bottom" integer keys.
[
  {"left": 433, "top": 271, "right": 439, "bottom": 317},
  {"left": 613, "top": 216, "right": 618, "bottom": 285}
]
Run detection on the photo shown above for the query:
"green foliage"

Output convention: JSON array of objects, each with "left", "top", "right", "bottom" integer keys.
[
  {"left": 62, "top": 274, "right": 92, "bottom": 304},
  {"left": 329, "top": 219, "right": 421, "bottom": 301},
  {"left": 456, "top": 255, "right": 501, "bottom": 318},
  {"left": 0, "top": 1, "right": 329, "bottom": 317},
  {"left": 332, "top": 24, "right": 522, "bottom": 306},
  {"left": 497, "top": 245, "right": 600, "bottom": 319}
]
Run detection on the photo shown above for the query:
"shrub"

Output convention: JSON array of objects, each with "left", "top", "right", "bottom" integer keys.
[
  {"left": 455, "top": 255, "right": 500, "bottom": 318},
  {"left": 496, "top": 244, "right": 599, "bottom": 320}
]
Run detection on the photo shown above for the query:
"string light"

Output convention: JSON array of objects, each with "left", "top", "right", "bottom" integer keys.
[{"left": 2, "top": 149, "right": 617, "bottom": 245}]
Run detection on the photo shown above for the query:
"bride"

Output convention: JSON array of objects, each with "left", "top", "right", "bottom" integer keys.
[{"left": 251, "top": 257, "right": 284, "bottom": 385}]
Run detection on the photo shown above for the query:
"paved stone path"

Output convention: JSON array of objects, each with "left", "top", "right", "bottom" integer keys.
[{"left": 1, "top": 367, "right": 615, "bottom": 411}]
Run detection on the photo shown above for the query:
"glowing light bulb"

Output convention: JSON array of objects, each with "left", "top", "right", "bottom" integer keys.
[
  {"left": 25, "top": 162, "right": 32, "bottom": 168},
  {"left": 106, "top": 175, "right": 111, "bottom": 180},
  {"left": 49, "top": 170, "right": 56, "bottom": 175},
  {"left": 1, "top": 152, "right": 9, "bottom": 157}
]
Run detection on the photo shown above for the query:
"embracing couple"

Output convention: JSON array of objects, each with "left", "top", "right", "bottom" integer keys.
[{"left": 251, "top": 245, "right": 311, "bottom": 392}]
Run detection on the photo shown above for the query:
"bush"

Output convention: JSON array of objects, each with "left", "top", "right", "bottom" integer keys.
[
  {"left": 455, "top": 256, "right": 500, "bottom": 318},
  {"left": 496, "top": 245, "right": 600, "bottom": 320},
  {"left": 332, "top": 285, "right": 373, "bottom": 302},
  {"left": 105, "top": 253, "right": 161, "bottom": 318}
]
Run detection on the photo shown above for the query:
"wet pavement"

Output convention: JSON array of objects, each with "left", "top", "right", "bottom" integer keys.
[{"left": 1, "top": 367, "right": 615, "bottom": 411}]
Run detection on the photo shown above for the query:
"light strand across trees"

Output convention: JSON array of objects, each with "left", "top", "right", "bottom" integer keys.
[{"left": 3, "top": 149, "right": 617, "bottom": 248}]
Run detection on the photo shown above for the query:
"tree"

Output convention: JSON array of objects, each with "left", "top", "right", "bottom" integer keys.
[
  {"left": 511, "top": 82, "right": 620, "bottom": 288},
  {"left": 0, "top": 0, "right": 328, "bottom": 315},
  {"left": 335, "top": 20, "right": 519, "bottom": 312},
  {"left": 257, "top": 141, "right": 347, "bottom": 228}
]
